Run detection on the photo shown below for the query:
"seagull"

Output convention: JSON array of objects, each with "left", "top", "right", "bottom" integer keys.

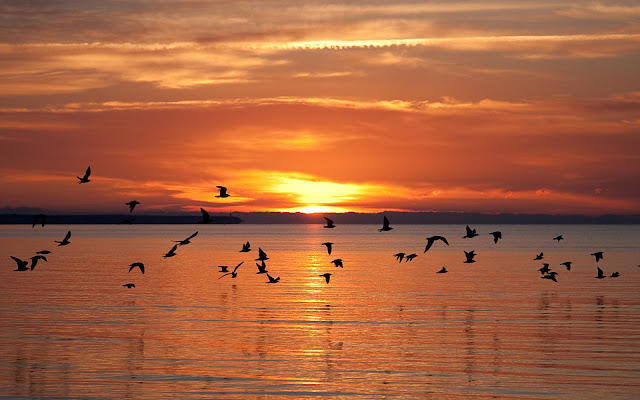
[
  {"left": 541, "top": 272, "right": 558, "bottom": 282},
  {"left": 256, "top": 260, "right": 268, "bottom": 274},
  {"left": 463, "top": 251, "right": 476, "bottom": 264},
  {"left": 36, "top": 250, "right": 51, "bottom": 255},
  {"left": 424, "top": 236, "right": 449, "bottom": 253},
  {"left": 553, "top": 235, "right": 563, "bottom": 242},
  {"left": 239, "top": 242, "right": 251, "bottom": 252},
  {"left": 436, "top": 266, "right": 448, "bottom": 274},
  {"left": 489, "top": 231, "right": 502, "bottom": 244},
  {"left": 77, "top": 166, "right": 91, "bottom": 183},
  {"left": 219, "top": 262, "right": 243, "bottom": 279},
  {"left": 11, "top": 256, "right": 29, "bottom": 271},
  {"left": 405, "top": 253, "right": 417, "bottom": 262},
  {"left": 32, "top": 214, "right": 47, "bottom": 228},
  {"left": 218, "top": 265, "right": 229, "bottom": 273},
  {"left": 378, "top": 216, "right": 393, "bottom": 232},
  {"left": 322, "top": 242, "right": 333, "bottom": 255},
  {"left": 200, "top": 208, "right": 212, "bottom": 224},
  {"left": 266, "top": 273, "right": 280, "bottom": 283},
  {"left": 55, "top": 231, "right": 71, "bottom": 246},
  {"left": 534, "top": 252, "right": 544, "bottom": 261},
  {"left": 163, "top": 244, "right": 178, "bottom": 258},
  {"left": 324, "top": 217, "right": 336, "bottom": 228},
  {"left": 591, "top": 252, "right": 604, "bottom": 262},
  {"left": 539, "top": 263, "right": 551, "bottom": 275},
  {"left": 595, "top": 267, "right": 605, "bottom": 279},
  {"left": 174, "top": 231, "right": 198, "bottom": 246},
  {"left": 462, "top": 225, "right": 478, "bottom": 239},
  {"left": 560, "top": 261, "right": 572, "bottom": 271},
  {"left": 215, "top": 186, "right": 230, "bottom": 198},
  {"left": 255, "top": 248, "right": 269, "bottom": 261},
  {"left": 125, "top": 201, "right": 140, "bottom": 212},
  {"left": 610, "top": 271, "right": 620, "bottom": 278},
  {"left": 123, "top": 283, "right": 135, "bottom": 288},
  {"left": 129, "top": 262, "right": 145, "bottom": 274},
  {"left": 320, "top": 273, "right": 332, "bottom": 283},
  {"left": 331, "top": 259, "right": 343, "bottom": 268},
  {"left": 394, "top": 253, "right": 405, "bottom": 262},
  {"left": 30, "top": 255, "right": 47, "bottom": 270}
]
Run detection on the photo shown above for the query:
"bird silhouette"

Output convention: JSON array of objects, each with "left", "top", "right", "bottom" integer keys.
[
  {"left": 324, "top": 217, "right": 336, "bottom": 228},
  {"left": 123, "top": 283, "right": 135, "bottom": 288},
  {"left": 541, "top": 272, "right": 558, "bottom": 282},
  {"left": 553, "top": 235, "right": 563, "bottom": 242},
  {"left": 129, "top": 262, "right": 145, "bottom": 274},
  {"left": 174, "top": 231, "right": 198, "bottom": 246},
  {"left": 200, "top": 208, "right": 212, "bottom": 224},
  {"left": 322, "top": 242, "right": 333, "bottom": 255},
  {"left": 463, "top": 251, "right": 476, "bottom": 263},
  {"left": 36, "top": 250, "right": 51, "bottom": 255},
  {"left": 77, "top": 166, "right": 91, "bottom": 183},
  {"left": 219, "top": 262, "right": 243, "bottom": 279},
  {"left": 610, "top": 271, "right": 620, "bottom": 278},
  {"left": 595, "top": 267, "right": 605, "bottom": 279},
  {"left": 533, "top": 252, "right": 544, "bottom": 261},
  {"left": 11, "top": 256, "right": 29, "bottom": 271},
  {"left": 256, "top": 260, "right": 268, "bottom": 274},
  {"left": 32, "top": 214, "right": 47, "bottom": 228},
  {"left": 539, "top": 263, "right": 551, "bottom": 275},
  {"left": 255, "top": 248, "right": 269, "bottom": 261},
  {"left": 218, "top": 265, "right": 229, "bottom": 273},
  {"left": 125, "top": 201, "right": 140, "bottom": 212},
  {"left": 591, "top": 252, "right": 604, "bottom": 262},
  {"left": 490, "top": 231, "right": 502, "bottom": 244},
  {"left": 394, "top": 252, "right": 405, "bottom": 262},
  {"left": 266, "top": 273, "right": 280, "bottom": 283},
  {"left": 405, "top": 253, "right": 417, "bottom": 262},
  {"left": 320, "top": 273, "right": 332, "bottom": 283},
  {"left": 55, "top": 231, "right": 71, "bottom": 246},
  {"left": 215, "top": 186, "right": 230, "bottom": 198},
  {"left": 163, "top": 244, "right": 178, "bottom": 258},
  {"left": 239, "top": 241, "right": 251, "bottom": 252},
  {"left": 331, "top": 259, "right": 343, "bottom": 268},
  {"left": 560, "top": 261, "right": 572, "bottom": 271},
  {"left": 424, "top": 236, "right": 449, "bottom": 253},
  {"left": 30, "top": 255, "right": 47, "bottom": 270},
  {"left": 436, "top": 266, "right": 448, "bottom": 274},
  {"left": 378, "top": 216, "right": 393, "bottom": 232},
  {"left": 462, "top": 225, "right": 478, "bottom": 239}
]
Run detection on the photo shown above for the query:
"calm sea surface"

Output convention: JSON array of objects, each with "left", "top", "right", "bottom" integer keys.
[{"left": 1, "top": 224, "right": 639, "bottom": 399}]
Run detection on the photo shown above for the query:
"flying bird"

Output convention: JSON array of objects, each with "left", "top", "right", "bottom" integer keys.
[
  {"left": 218, "top": 265, "right": 229, "bottom": 273},
  {"left": 200, "top": 208, "right": 212, "bottom": 224},
  {"left": 215, "top": 186, "right": 230, "bottom": 198},
  {"left": 320, "top": 273, "right": 332, "bottom": 284},
  {"left": 378, "top": 216, "right": 393, "bottom": 232},
  {"left": 129, "top": 262, "right": 145, "bottom": 274},
  {"left": 553, "top": 235, "right": 563, "bottom": 242},
  {"left": 462, "top": 225, "right": 478, "bottom": 239},
  {"left": 610, "top": 271, "right": 620, "bottom": 278},
  {"left": 255, "top": 248, "right": 269, "bottom": 261},
  {"left": 534, "top": 252, "right": 544, "bottom": 261},
  {"left": 331, "top": 259, "right": 344, "bottom": 268},
  {"left": 541, "top": 272, "right": 558, "bottom": 282},
  {"left": 30, "top": 255, "right": 47, "bottom": 270},
  {"left": 36, "top": 250, "right": 51, "bottom": 255},
  {"left": 125, "top": 201, "right": 140, "bottom": 213},
  {"left": 436, "top": 266, "right": 448, "bottom": 274},
  {"left": 595, "top": 267, "right": 605, "bottom": 279},
  {"left": 591, "top": 252, "right": 604, "bottom": 262},
  {"left": 324, "top": 217, "right": 336, "bottom": 228},
  {"left": 163, "top": 244, "right": 178, "bottom": 258},
  {"left": 266, "top": 273, "right": 280, "bottom": 283},
  {"left": 489, "top": 231, "right": 502, "bottom": 244},
  {"left": 174, "top": 231, "right": 198, "bottom": 246},
  {"left": 405, "top": 253, "right": 417, "bottom": 262},
  {"left": 394, "top": 252, "right": 405, "bottom": 262},
  {"left": 322, "top": 242, "right": 333, "bottom": 255},
  {"left": 539, "top": 263, "right": 551, "bottom": 275},
  {"left": 256, "top": 260, "right": 268, "bottom": 274},
  {"left": 11, "top": 256, "right": 29, "bottom": 271},
  {"left": 55, "top": 231, "right": 71, "bottom": 246},
  {"left": 463, "top": 251, "right": 476, "bottom": 264},
  {"left": 424, "top": 235, "right": 449, "bottom": 253},
  {"left": 32, "top": 214, "right": 47, "bottom": 228},
  {"left": 77, "top": 166, "right": 91, "bottom": 184},
  {"left": 123, "top": 283, "right": 135, "bottom": 288},
  {"left": 219, "top": 262, "right": 243, "bottom": 279},
  {"left": 560, "top": 261, "right": 572, "bottom": 271},
  {"left": 239, "top": 242, "right": 251, "bottom": 252}
]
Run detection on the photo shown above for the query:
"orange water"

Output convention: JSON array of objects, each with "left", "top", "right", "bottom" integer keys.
[{"left": 1, "top": 224, "right": 639, "bottom": 398}]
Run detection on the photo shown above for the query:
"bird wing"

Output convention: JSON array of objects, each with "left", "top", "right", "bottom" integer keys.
[
  {"left": 259, "top": 248, "right": 267, "bottom": 258},
  {"left": 218, "top": 273, "right": 232, "bottom": 279},
  {"left": 465, "top": 225, "right": 473, "bottom": 236},
  {"left": 10, "top": 256, "right": 24, "bottom": 265},
  {"left": 233, "top": 261, "right": 244, "bottom": 273},
  {"left": 83, "top": 166, "right": 91, "bottom": 179},
  {"left": 383, "top": 216, "right": 390, "bottom": 228},
  {"left": 63, "top": 231, "right": 71, "bottom": 241},
  {"left": 186, "top": 231, "right": 199, "bottom": 240},
  {"left": 324, "top": 275, "right": 330, "bottom": 283},
  {"left": 217, "top": 186, "right": 227, "bottom": 195},
  {"left": 167, "top": 244, "right": 178, "bottom": 254},
  {"left": 324, "top": 217, "right": 334, "bottom": 225},
  {"left": 200, "top": 208, "right": 211, "bottom": 222}
]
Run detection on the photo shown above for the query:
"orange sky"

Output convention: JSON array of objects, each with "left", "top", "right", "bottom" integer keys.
[{"left": 1, "top": 1, "right": 639, "bottom": 215}]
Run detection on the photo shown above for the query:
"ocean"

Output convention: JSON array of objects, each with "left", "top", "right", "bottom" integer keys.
[{"left": 1, "top": 224, "right": 639, "bottom": 399}]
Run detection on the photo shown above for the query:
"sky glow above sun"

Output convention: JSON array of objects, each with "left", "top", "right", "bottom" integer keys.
[{"left": 0, "top": 1, "right": 639, "bottom": 215}]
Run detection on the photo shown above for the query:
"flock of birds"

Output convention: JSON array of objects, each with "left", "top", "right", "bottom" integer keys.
[{"left": 8, "top": 166, "right": 624, "bottom": 287}]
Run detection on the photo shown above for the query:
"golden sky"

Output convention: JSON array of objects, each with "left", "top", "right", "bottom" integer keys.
[{"left": 1, "top": 1, "right": 639, "bottom": 215}]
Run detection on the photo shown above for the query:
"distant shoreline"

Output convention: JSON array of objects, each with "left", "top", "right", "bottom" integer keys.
[{"left": 1, "top": 212, "right": 639, "bottom": 225}]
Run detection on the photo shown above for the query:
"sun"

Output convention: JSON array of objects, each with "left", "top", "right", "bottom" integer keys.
[{"left": 296, "top": 205, "right": 347, "bottom": 214}]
